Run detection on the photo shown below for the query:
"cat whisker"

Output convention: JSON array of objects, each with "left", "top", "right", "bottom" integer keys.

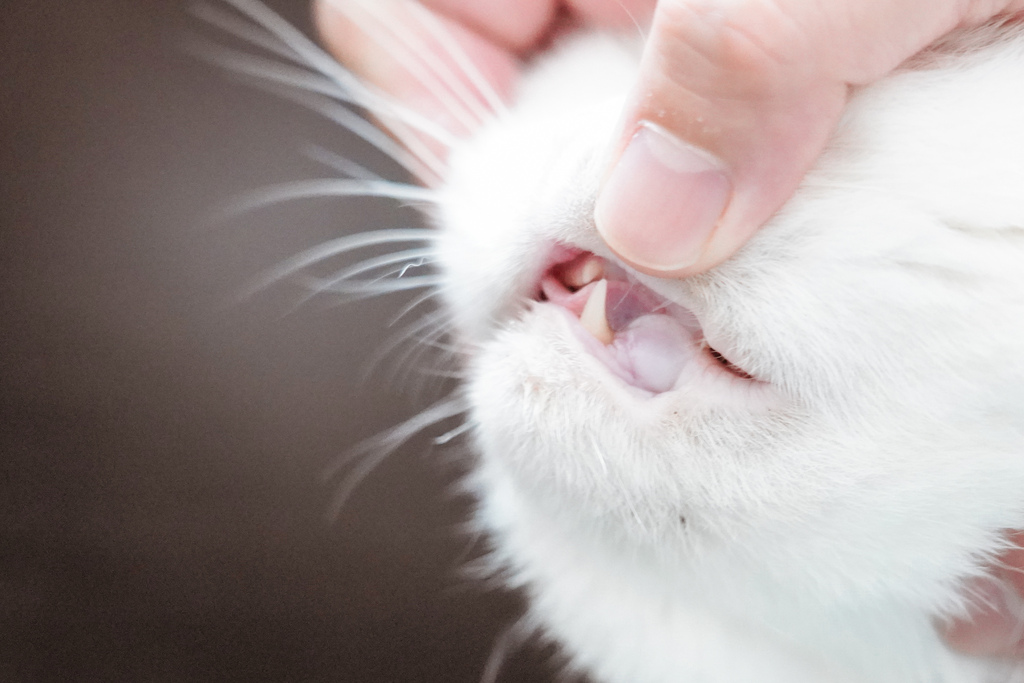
[
  {"left": 270, "top": 228, "right": 436, "bottom": 272},
  {"left": 284, "top": 91, "right": 436, "bottom": 179},
  {"left": 212, "top": 0, "right": 392, "bottom": 105},
  {"left": 298, "top": 274, "right": 444, "bottom": 297},
  {"left": 191, "top": 2, "right": 306, "bottom": 66},
  {"left": 186, "top": 39, "right": 350, "bottom": 105},
  {"left": 211, "top": 0, "right": 454, "bottom": 181},
  {"left": 346, "top": 0, "right": 491, "bottom": 134},
  {"left": 188, "top": 25, "right": 438, "bottom": 178},
  {"left": 407, "top": 1, "right": 508, "bottom": 119},
  {"left": 301, "top": 144, "right": 382, "bottom": 181},
  {"left": 190, "top": 47, "right": 440, "bottom": 179},
  {"left": 232, "top": 74, "right": 434, "bottom": 177},
  {"left": 400, "top": 4, "right": 502, "bottom": 125},
  {"left": 375, "top": 116, "right": 446, "bottom": 186},
  {"left": 282, "top": 248, "right": 437, "bottom": 312},
  {"left": 387, "top": 326, "right": 463, "bottom": 386},
  {"left": 243, "top": 228, "right": 439, "bottom": 302},
  {"left": 432, "top": 420, "right": 473, "bottom": 446},
  {"left": 480, "top": 617, "right": 533, "bottom": 683},
  {"left": 199, "top": 48, "right": 446, "bottom": 180},
  {"left": 411, "top": 334, "right": 464, "bottom": 357},
  {"left": 315, "top": 247, "right": 437, "bottom": 290},
  {"left": 324, "top": 394, "right": 470, "bottom": 517},
  {"left": 378, "top": 304, "right": 451, "bottom": 353},
  {"left": 218, "top": 178, "right": 436, "bottom": 221},
  {"left": 389, "top": 289, "right": 442, "bottom": 327},
  {"left": 417, "top": 367, "right": 468, "bottom": 381},
  {"left": 367, "top": 308, "right": 458, "bottom": 382}
]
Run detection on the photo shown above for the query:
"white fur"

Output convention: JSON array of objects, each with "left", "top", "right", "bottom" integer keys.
[{"left": 432, "top": 25, "right": 1024, "bottom": 683}]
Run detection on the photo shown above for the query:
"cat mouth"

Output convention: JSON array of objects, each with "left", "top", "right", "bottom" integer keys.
[{"left": 535, "top": 246, "right": 757, "bottom": 394}]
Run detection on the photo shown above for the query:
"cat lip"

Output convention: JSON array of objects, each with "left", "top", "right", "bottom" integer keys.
[{"left": 535, "top": 247, "right": 758, "bottom": 393}]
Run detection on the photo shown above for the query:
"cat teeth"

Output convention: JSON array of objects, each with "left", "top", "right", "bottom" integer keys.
[
  {"left": 563, "top": 254, "right": 604, "bottom": 289},
  {"left": 579, "top": 279, "right": 614, "bottom": 345}
]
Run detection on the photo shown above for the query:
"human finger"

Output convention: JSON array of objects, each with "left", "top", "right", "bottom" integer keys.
[{"left": 594, "top": 0, "right": 1022, "bottom": 277}]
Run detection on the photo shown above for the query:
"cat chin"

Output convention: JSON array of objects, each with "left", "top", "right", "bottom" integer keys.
[
  {"left": 466, "top": 302, "right": 819, "bottom": 527},
  {"left": 468, "top": 326, "right": 1024, "bottom": 682},
  {"left": 470, "top": 447, "right": 1003, "bottom": 683}
]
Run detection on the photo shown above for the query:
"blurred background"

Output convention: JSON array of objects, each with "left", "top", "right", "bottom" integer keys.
[{"left": 0, "top": 1, "right": 555, "bottom": 680}]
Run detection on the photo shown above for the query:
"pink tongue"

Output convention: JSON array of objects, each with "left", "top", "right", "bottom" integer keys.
[{"left": 612, "top": 315, "right": 697, "bottom": 393}]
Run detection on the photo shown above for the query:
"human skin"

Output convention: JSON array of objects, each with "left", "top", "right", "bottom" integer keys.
[{"left": 313, "top": 0, "right": 1024, "bottom": 656}]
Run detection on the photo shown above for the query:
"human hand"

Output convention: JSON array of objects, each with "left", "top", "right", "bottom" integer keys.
[
  {"left": 940, "top": 533, "right": 1024, "bottom": 657},
  {"left": 314, "top": 0, "right": 1023, "bottom": 276},
  {"left": 593, "top": 0, "right": 1024, "bottom": 276}
]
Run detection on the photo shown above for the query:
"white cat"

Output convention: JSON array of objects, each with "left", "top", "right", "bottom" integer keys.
[
  {"left": 436, "top": 20, "right": 1024, "bottom": 683},
  {"left": 210, "top": 2, "right": 1024, "bottom": 681}
]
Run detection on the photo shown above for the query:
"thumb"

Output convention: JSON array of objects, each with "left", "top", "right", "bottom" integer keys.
[{"left": 594, "top": 0, "right": 978, "bottom": 277}]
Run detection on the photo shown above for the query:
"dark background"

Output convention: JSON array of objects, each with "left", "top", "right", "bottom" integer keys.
[{"left": 0, "top": 1, "right": 555, "bottom": 680}]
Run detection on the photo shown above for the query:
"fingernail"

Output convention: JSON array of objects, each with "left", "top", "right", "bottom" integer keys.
[{"left": 595, "top": 122, "right": 731, "bottom": 273}]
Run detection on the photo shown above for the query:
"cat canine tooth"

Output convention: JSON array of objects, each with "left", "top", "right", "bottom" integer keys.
[
  {"left": 579, "top": 279, "right": 614, "bottom": 345},
  {"left": 563, "top": 255, "right": 604, "bottom": 289}
]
